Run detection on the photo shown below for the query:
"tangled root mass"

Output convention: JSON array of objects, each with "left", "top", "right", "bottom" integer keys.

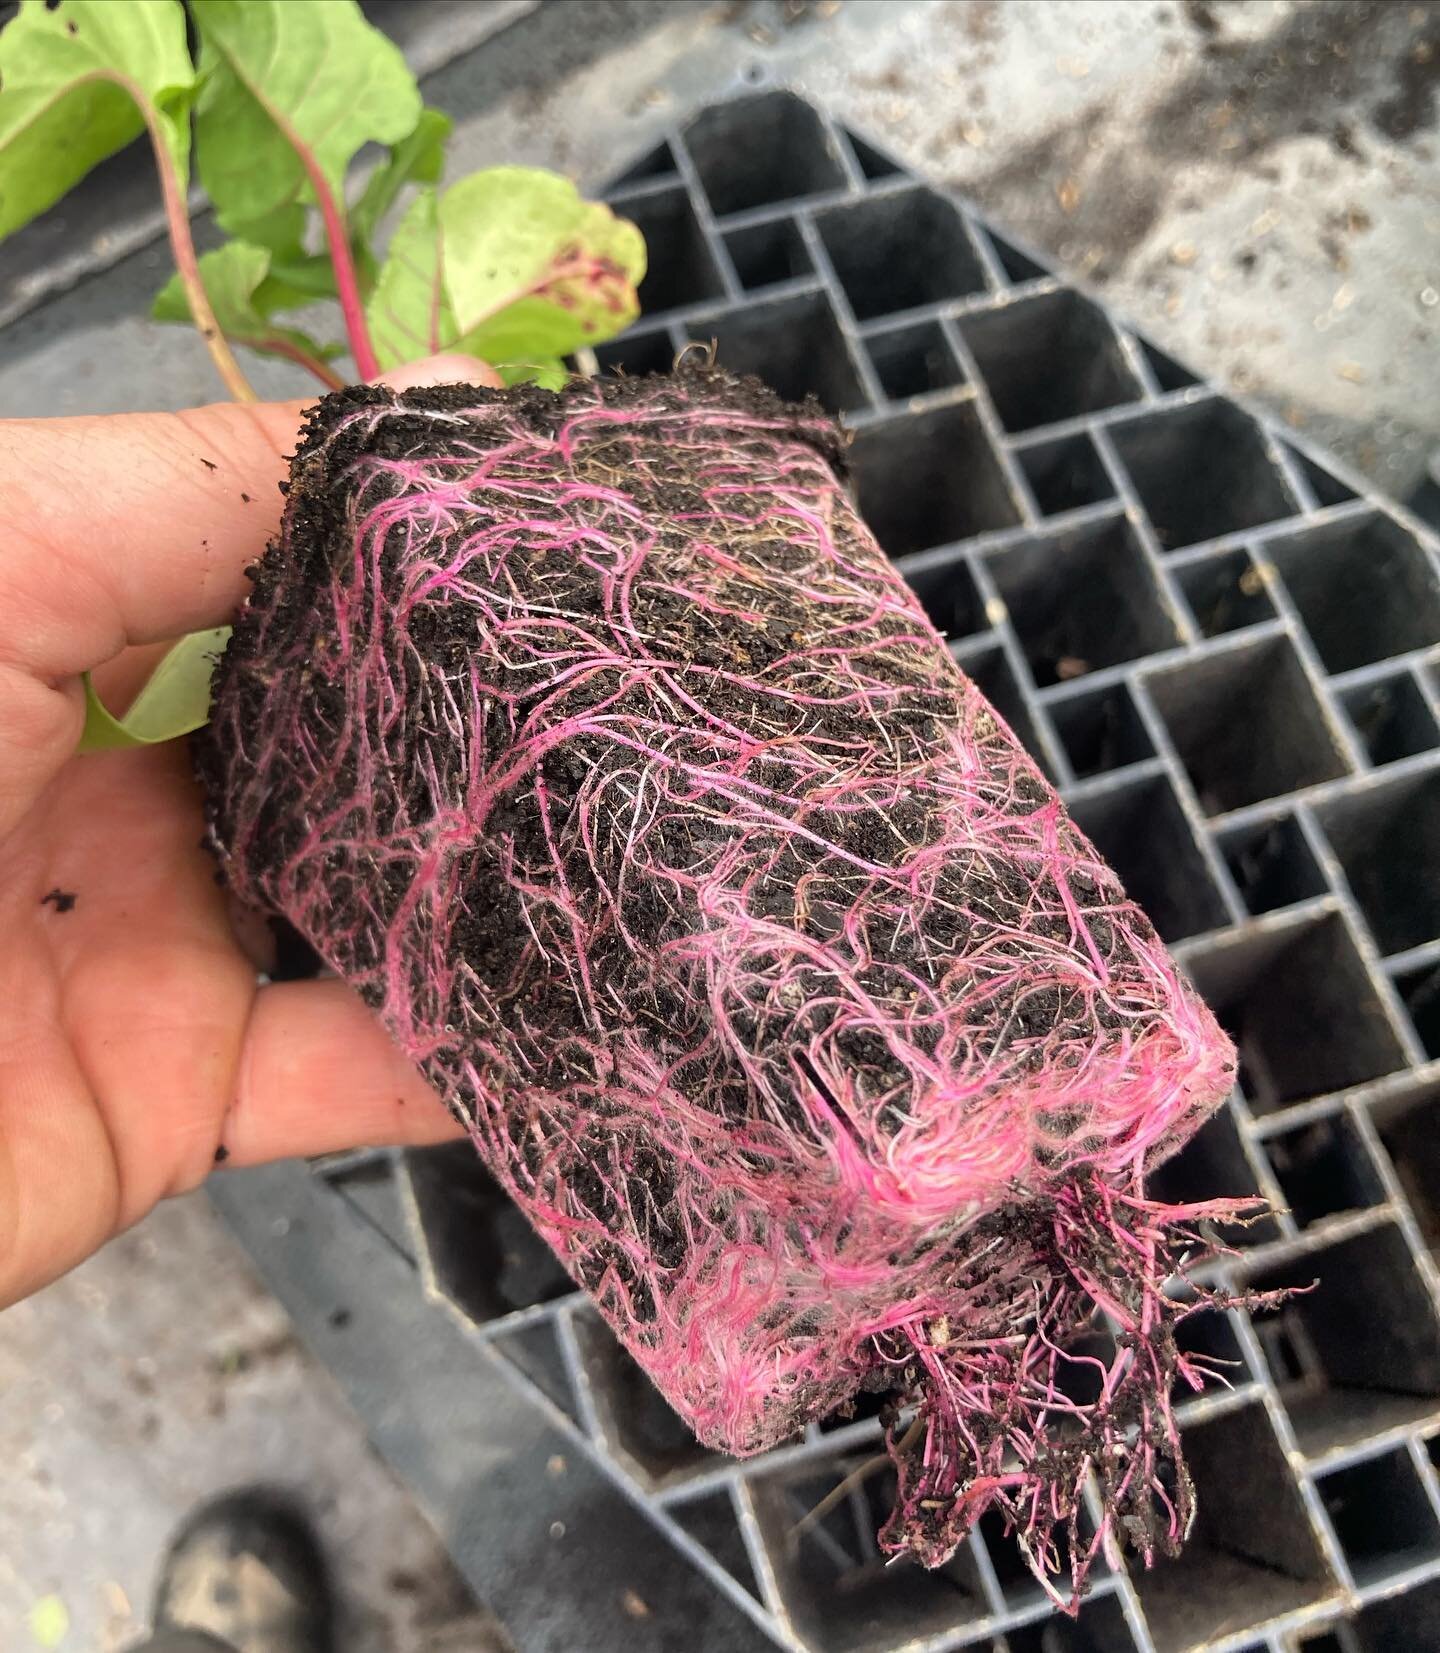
[{"left": 200, "top": 370, "right": 1243, "bottom": 1601}]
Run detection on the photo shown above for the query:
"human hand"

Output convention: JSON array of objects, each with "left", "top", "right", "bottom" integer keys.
[{"left": 0, "top": 358, "right": 490, "bottom": 1309}]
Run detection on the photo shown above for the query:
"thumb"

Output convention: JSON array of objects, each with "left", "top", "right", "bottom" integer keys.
[{"left": 373, "top": 351, "right": 504, "bottom": 392}]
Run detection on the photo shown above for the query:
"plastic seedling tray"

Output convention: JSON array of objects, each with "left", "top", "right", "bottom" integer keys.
[{"left": 211, "top": 88, "right": 1440, "bottom": 1653}]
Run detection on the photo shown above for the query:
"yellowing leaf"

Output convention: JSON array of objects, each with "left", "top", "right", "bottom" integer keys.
[{"left": 0, "top": 0, "right": 195, "bottom": 240}]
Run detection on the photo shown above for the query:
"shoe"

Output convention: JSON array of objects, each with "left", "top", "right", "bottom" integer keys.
[{"left": 150, "top": 1488, "right": 334, "bottom": 1653}]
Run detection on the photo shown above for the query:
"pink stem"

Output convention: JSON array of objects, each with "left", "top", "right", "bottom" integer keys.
[{"left": 302, "top": 155, "right": 380, "bottom": 381}]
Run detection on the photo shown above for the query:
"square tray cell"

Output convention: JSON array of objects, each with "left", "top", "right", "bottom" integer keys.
[
  {"left": 1316, "top": 768, "right": 1440, "bottom": 955},
  {"left": 1282, "top": 442, "right": 1359, "bottom": 508},
  {"left": 1184, "top": 912, "right": 1410, "bottom": 1113},
  {"left": 567, "top": 1307, "right": 722, "bottom": 1491},
  {"left": 852, "top": 401, "right": 1020, "bottom": 555},
  {"left": 722, "top": 216, "right": 814, "bottom": 292},
  {"left": 1131, "top": 1402, "right": 1334, "bottom": 1653},
  {"left": 594, "top": 325, "right": 675, "bottom": 378},
  {"left": 1001, "top": 1594, "right": 1139, "bottom": 1653},
  {"left": 1372, "top": 1078, "right": 1440, "bottom": 1251},
  {"left": 1145, "top": 1105, "right": 1282, "bottom": 1250},
  {"left": 980, "top": 226, "right": 1049, "bottom": 285},
  {"left": 902, "top": 552, "right": 985, "bottom": 640},
  {"left": 863, "top": 318, "right": 967, "bottom": 402},
  {"left": 1110, "top": 400, "right": 1299, "bottom": 550},
  {"left": 610, "top": 139, "right": 679, "bottom": 187},
  {"left": 1175, "top": 547, "right": 1279, "bottom": 638},
  {"left": 1396, "top": 961, "right": 1440, "bottom": 1060},
  {"left": 1014, "top": 431, "right": 1116, "bottom": 516},
  {"left": 1350, "top": 1576, "right": 1440, "bottom": 1651},
  {"left": 401, "top": 1144, "right": 575, "bottom": 1326},
  {"left": 952, "top": 638, "right": 1057, "bottom": 781},
  {"left": 1139, "top": 337, "right": 1201, "bottom": 392},
  {"left": 1260, "top": 1113, "right": 1385, "bottom": 1228},
  {"left": 1216, "top": 812, "right": 1329, "bottom": 916},
  {"left": 620, "top": 184, "right": 727, "bottom": 315},
  {"left": 985, "top": 517, "right": 1181, "bottom": 687},
  {"left": 1145, "top": 634, "right": 1350, "bottom": 815},
  {"left": 720, "top": 214, "right": 810, "bottom": 292},
  {"left": 1048, "top": 680, "right": 1155, "bottom": 778},
  {"left": 1068, "top": 774, "right": 1230, "bottom": 943},
  {"left": 667, "top": 1489, "right": 761, "bottom": 1601},
  {"left": 692, "top": 290, "right": 868, "bottom": 415},
  {"left": 959, "top": 289, "right": 1143, "bottom": 433},
  {"left": 814, "top": 186, "right": 988, "bottom": 320},
  {"left": 683, "top": 91, "right": 848, "bottom": 216},
  {"left": 1266, "top": 512, "right": 1440, "bottom": 674},
  {"left": 749, "top": 1456, "right": 990, "bottom": 1652},
  {"left": 843, "top": 126, "right": 903, "bottom": 182},
  {"left": 1315, "top": 1445, "right": 1440, "bottom": 1585},
  {"left": 1340, "top": 670, "right": 1440, "bottom": 767},
  {"left": 1246, "top": 1223, "right": 1440, "bottom": 1455}
]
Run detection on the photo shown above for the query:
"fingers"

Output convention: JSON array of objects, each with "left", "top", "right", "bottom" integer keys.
[
  {"left": 0, "top": 353, "right": 498, "bottom": 683},
  {"left": 226, "top": 977, "right": 465, "bottom": 1165}
]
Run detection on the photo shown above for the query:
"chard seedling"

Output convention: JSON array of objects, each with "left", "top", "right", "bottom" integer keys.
[{"left": 0, "top": 0, "right": 645, "bottom": 743}]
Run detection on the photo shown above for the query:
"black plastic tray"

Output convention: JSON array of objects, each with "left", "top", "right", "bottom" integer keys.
[{"left": 214, "top": 89, "right": 1440, "bottom": 1653}]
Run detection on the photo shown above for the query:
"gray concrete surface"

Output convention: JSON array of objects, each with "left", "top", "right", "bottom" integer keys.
[
  {"left": 0, "top": 1193, "right": 511, "bottom": 1653},
  {"left": 1, "top": 3, "right": 1438, "bottom": 1650}
]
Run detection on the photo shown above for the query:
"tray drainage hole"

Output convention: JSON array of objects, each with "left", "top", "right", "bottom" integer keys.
[
  {"left": 1315, "top": 1446, "right": 1440, "bottom": 1585},
  {"left": 619, "top": 184, "right": 727, "bottom": 315},
  {"left": 1339, "top": 670, "right": 1440, "bottom": 767},
  {"left": 1174, "top": 547, "right": 1278, "bottom": 638},
  {"left": 1049, "top": 680, "right": 1154, "bottom": 778},
  {"left": 1352, "top": 1576, "right": 1440, "bottom": 1648},
  {"left": 1014, "top": 430, "right": 1116, "bottom": 516},
  {"left": 1261, "top": 1114, "right": 1384, "bottom": 1228},
  {"left": 864, "top": 318, "right": 967, "bottom": 402},
  {"left": 1216, "top": 812, "right": 1328, "bottom": 916}
]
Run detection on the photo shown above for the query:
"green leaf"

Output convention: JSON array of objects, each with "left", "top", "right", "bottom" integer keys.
[
  {"left": 365, "top": 169, "right": 644, "bottom": 373},
  {"left": 442, "top": 168, "right": 644, "bottom": 359},
  {"left": 79, "top": 628, "right": 232, "bottom": 752},
  {"left": 0, "top": 0, "right": 195, "bottom": 241},
  {"left": 365, "top": 186, "right": 452, "bottom": 371},
  {"left": 193, "top": 0, "right": 421, "bottom": 234},
  {"left": 153, "top": 241, "right": 340, "bottom": 365},
  {"left": 352, "top": 106, "right": 451, "bottom": 251},
  {"left": 497, "top": 359, "right": 569, "bottom": 391}
]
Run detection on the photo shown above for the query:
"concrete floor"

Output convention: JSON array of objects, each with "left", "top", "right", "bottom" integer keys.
[{"left": 1, "top": 3, "right": 1437, "bottom": 1650}]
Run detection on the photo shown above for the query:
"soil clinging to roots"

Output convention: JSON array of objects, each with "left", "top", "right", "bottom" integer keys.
[{"left": 199, "top": 369, "right": 1242, "bottom": 1602}]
